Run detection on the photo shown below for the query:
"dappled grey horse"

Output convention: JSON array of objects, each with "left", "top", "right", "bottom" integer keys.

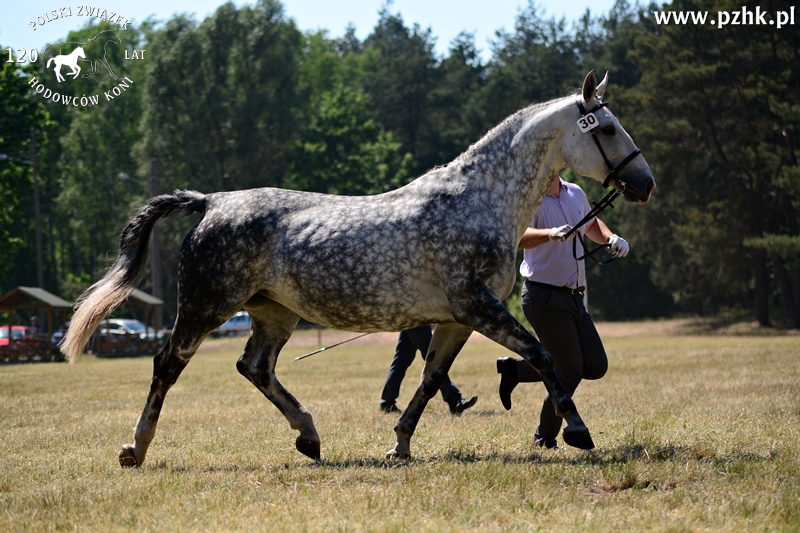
[{"left": 63, "top": 71, "right": 655, "bottom": 467}]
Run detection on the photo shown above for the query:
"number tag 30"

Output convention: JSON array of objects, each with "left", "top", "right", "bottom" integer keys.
[{"left": 577, "top": 112, "right": 599, "bottom": 133}]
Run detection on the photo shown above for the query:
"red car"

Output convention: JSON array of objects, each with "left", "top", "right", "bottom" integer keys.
[{"left": 0, "top": 326, "right": 32, "bottom": 346}]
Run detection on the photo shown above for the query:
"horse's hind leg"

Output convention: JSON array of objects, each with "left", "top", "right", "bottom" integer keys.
[
  {"left": 386, "top": 322, "right": 473, "bottom": 459},
  {"left": 452, "top": 287, "right": 594, "bottom": 450},
  {"left": 235, "top": 297, "right": 321, "bottom": 460},
  {"left": 119, "top": 314, "right": 220, "bottom": 467}
]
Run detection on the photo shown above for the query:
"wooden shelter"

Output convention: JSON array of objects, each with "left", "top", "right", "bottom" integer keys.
[
  {"left": 0, "top": 286, "right": 72, "bottom": 363},
  {"left": 95, "top": 289, "right": 165, "bottom": 357},
  {"left": 127, "top": 288, "right": 164, "bottom": 334}
]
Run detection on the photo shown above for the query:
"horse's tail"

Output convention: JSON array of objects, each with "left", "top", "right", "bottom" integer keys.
[
  {"left": 62, "top": 190, "right": 207, "bottom": 362},
  {"left": 46, "top": 57, "right": 54, "bottom": 68}
]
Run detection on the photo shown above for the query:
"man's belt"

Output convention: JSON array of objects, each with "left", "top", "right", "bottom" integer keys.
[{"left": 526, "top": 280, "right": 585, "bottom": 295}]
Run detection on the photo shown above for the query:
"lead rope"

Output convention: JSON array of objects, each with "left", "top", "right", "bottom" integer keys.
[{"left": 563, "top": 188, "right": 622, "bottom": 265}]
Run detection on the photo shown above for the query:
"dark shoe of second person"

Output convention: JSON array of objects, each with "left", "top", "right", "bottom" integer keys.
[
  {"left": 533, "top": 435, "right": 559, "bottom": 449},
  {"left": 449, "top": 395, "right": 478, "bottom": 415},
  {"left": 496, "top": 357, "right": 519, "bottom": 411}
]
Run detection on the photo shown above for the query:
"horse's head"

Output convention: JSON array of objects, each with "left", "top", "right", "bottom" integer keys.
[
  {"left": 561, "top": 70, "right": 655, "bottom": 204},
  {"left": 76, "top": 46, "right": 86, "bottom": 58}
]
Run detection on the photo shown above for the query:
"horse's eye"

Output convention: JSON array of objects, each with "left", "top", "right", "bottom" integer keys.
[{"left": 601, "top": 126, "right": 616, "bottom": 135}]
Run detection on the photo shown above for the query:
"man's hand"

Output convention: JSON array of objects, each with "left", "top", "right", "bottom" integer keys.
[
  {"left": 608, "top": 234, "right": 629, "bottom": 257},
  {"left": 548, "top": 225, "right": 576, "bottom": 242}
]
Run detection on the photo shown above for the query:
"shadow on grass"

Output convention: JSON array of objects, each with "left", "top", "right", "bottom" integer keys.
[
  {"left": 151, "top": 441, "right": 777, "bottom": 474},
  {"left": 305, "top": 441, "right": 777, "bottom": 470}
]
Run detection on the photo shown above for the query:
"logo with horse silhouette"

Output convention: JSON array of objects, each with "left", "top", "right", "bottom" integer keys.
[{"left": 45, "top": 29, "right": 123, "bottom": 83}]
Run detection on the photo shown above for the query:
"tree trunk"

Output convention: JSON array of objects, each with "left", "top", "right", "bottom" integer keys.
[
  {"left": 752, "top": 252, "right": 771, "bottom": 326},
  {"left": 774, "top": 256, "right": 800, "bottom": 329}
]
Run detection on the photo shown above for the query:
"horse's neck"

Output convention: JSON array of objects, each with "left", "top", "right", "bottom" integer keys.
[{"left": 459, "top": 97, "right": 571, "bottom": 239}]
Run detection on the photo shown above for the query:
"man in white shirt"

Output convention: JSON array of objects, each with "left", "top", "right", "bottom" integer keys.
[{"left": 496, "top": 174, "right": 629, "bottom": 449}]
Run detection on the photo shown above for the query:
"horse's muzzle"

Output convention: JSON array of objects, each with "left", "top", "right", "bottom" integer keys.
[{"left": 619, "top": 176, "right": 655, "bottom": 204}]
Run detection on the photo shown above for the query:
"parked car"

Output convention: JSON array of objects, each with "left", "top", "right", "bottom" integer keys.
[
  {"left": 0, "top": 326, "right": 32, "bottom": 346},
  {"left": 97, "top": 319, "right": 164, "bottom": 340},
  {"left": 212, "top": 311, "right": 251, "bottom": 337}
]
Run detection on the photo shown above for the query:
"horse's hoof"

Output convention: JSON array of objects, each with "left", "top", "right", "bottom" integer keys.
[
  {"left": 562, "top": 427, "right": 595, "bottom": 450},
  {"left": 296, "top": 437, "right": 321, "bottom": 460},
  {"left": 385, "top": 449, "right": 411, "bottom": 460},
  {"left": 119, "top": 444, "right": 139, "bottom": 468}
]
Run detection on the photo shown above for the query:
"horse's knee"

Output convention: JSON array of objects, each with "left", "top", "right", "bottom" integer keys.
[
  {"left": 420, "top": 370, "right": 446, "bottom": 399},
  {"left": 236, "top": 356, "right": 251, "bottom": 379}
]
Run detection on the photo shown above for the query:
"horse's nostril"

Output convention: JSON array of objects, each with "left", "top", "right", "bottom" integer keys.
[{"left": 646, "top": 180, "right": 655, "bottom": 195}]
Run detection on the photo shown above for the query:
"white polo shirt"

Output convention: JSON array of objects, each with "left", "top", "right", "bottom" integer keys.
[{"left": 520, "top": 178, "right": 594, "bottom": 289}]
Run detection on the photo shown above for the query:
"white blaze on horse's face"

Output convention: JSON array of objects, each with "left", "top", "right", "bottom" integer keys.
[{"left": 561, "top": 70, "right": 655, "bottom": 204}]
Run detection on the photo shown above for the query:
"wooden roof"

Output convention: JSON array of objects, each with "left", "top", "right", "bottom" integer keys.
[
  {"left": 128, "top": 289, "right": 164, "bottom": 306},
  {"left": 0, "top": 286, "right": 73, "bottom": 310}
]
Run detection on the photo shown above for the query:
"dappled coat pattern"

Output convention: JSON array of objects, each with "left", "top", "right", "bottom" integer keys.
[{"left": 62, "top": 71, "right": 654, "bottom": 467}]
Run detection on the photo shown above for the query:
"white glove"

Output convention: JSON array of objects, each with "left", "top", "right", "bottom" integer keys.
[
  {"left": 548, "top": 224, "right": 576, "bottom": 242},
  {"left": 607, "top": 234, "right": 629, "bottom": 257}
]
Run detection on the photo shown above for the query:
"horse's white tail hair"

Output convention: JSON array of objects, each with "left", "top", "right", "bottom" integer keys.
[
  {"left": 62, "top": 190, "right": 206, "bottom": 362},
  {"left": 46, "top": 57, "right": 54, "bottom": 68}
]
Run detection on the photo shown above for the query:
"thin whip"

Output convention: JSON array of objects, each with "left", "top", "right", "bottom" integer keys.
[{"left": 294, "top": 332, "right": 372, "bottom": 361}]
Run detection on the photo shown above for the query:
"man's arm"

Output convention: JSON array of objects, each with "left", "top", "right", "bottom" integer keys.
[
  {"left": 584, "top": 218, "right": 613, "bottom": 244},
  {"left": 585, "top": 218, "right": 630, "bottom": 257},
  {"left": 520, "top": 219, "right": 612, "bottom": 248},
  {"left": 518, "top": 227, "right": 552, "bottom": 249},
  {"left": 518, "top": 224, "right": 578, "bottom": 249}
]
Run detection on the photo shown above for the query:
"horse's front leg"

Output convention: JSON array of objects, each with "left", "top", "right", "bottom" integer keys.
[
  {"left": 235, "top": 299, "right": 320, "bottom": 460},
  {"left": 452, "top": 287, "right": 595, "bottom": 450},
  {"left": 386, "top": 322, "right": 473, "bottom": 459}
]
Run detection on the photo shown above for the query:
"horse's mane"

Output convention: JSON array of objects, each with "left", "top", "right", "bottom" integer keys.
[{"left": 455, "top": 94, "right": 576, "bottom": 165}]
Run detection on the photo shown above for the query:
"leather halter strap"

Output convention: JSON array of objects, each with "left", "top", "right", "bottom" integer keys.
[{"left": 576, "top": 98, "right": 642, "bottom": 189}]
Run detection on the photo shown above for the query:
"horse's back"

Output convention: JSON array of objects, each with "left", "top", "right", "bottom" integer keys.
[{"left": 183, "top": 186, "right": 456, "bottom": 330}]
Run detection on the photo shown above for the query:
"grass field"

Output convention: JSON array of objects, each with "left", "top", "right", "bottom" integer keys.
[{"left": 1, "top": 326, "right": 799, "bottom": 532}]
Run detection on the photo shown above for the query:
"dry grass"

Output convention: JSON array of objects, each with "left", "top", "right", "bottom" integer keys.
[{"left": 1, "top": 326, "right": 799, "bottom": 532}]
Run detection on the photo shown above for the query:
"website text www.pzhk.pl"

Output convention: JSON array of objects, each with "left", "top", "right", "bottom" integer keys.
[{"left": 653, "top": 6, "right": 795, "bottom": 29}]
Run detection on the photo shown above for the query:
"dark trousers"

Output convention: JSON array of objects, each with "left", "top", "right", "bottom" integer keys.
[
  {"left": 380, "top": 325, "right": 462, "bottom": 409},
  {"left": 518, "top": 280, "right": 608, "bottom": 447}
]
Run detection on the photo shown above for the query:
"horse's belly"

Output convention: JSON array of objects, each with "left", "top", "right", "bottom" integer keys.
[{"left": 262, "top": 277, "right": 454, "bottom": 332}]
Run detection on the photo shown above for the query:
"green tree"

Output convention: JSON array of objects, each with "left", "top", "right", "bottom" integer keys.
[
  {"left": 141, "top": 0, "right": 303, "bottom": 193},
  {"left": 289, "top": 83, "right": 414, "bottom": 195},
  {"left": 41, "top": 20, "right": 147, "bottom": 298},
  {"left": 469, "top": 1, "right": 583, "bottom": 133},
  {"left": 361, "top": 9, "right": 442, "bottom": 170},
  {"left": 0, "top": 58, "right": 50, "bottom": 292},
  {"left": 427, "top": 32, "right": 486, "bottom": 163},
  {"left": 621, "top": 0, "right": 800, "bottom": 325}
]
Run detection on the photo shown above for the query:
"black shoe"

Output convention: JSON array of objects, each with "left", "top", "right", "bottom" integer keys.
[
  {"left": 533, "top": 436, "right": 559, "bottom": 449},
  {"left": 449, "top": 395, "right": 478, "bottom": 415},
  {"left": 381, "top": 403, "right": 401, "bottom": 414},
  {"left": 496, "top": 357, "right": 519, "bottom": 411}
]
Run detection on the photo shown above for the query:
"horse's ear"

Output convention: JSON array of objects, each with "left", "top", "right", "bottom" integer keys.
[
  {"left": 596, "top": 71, "right": 609, "bottom": 100},
  {"left": 582, "top": 70, "right": 597, "bottom": 103}
]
